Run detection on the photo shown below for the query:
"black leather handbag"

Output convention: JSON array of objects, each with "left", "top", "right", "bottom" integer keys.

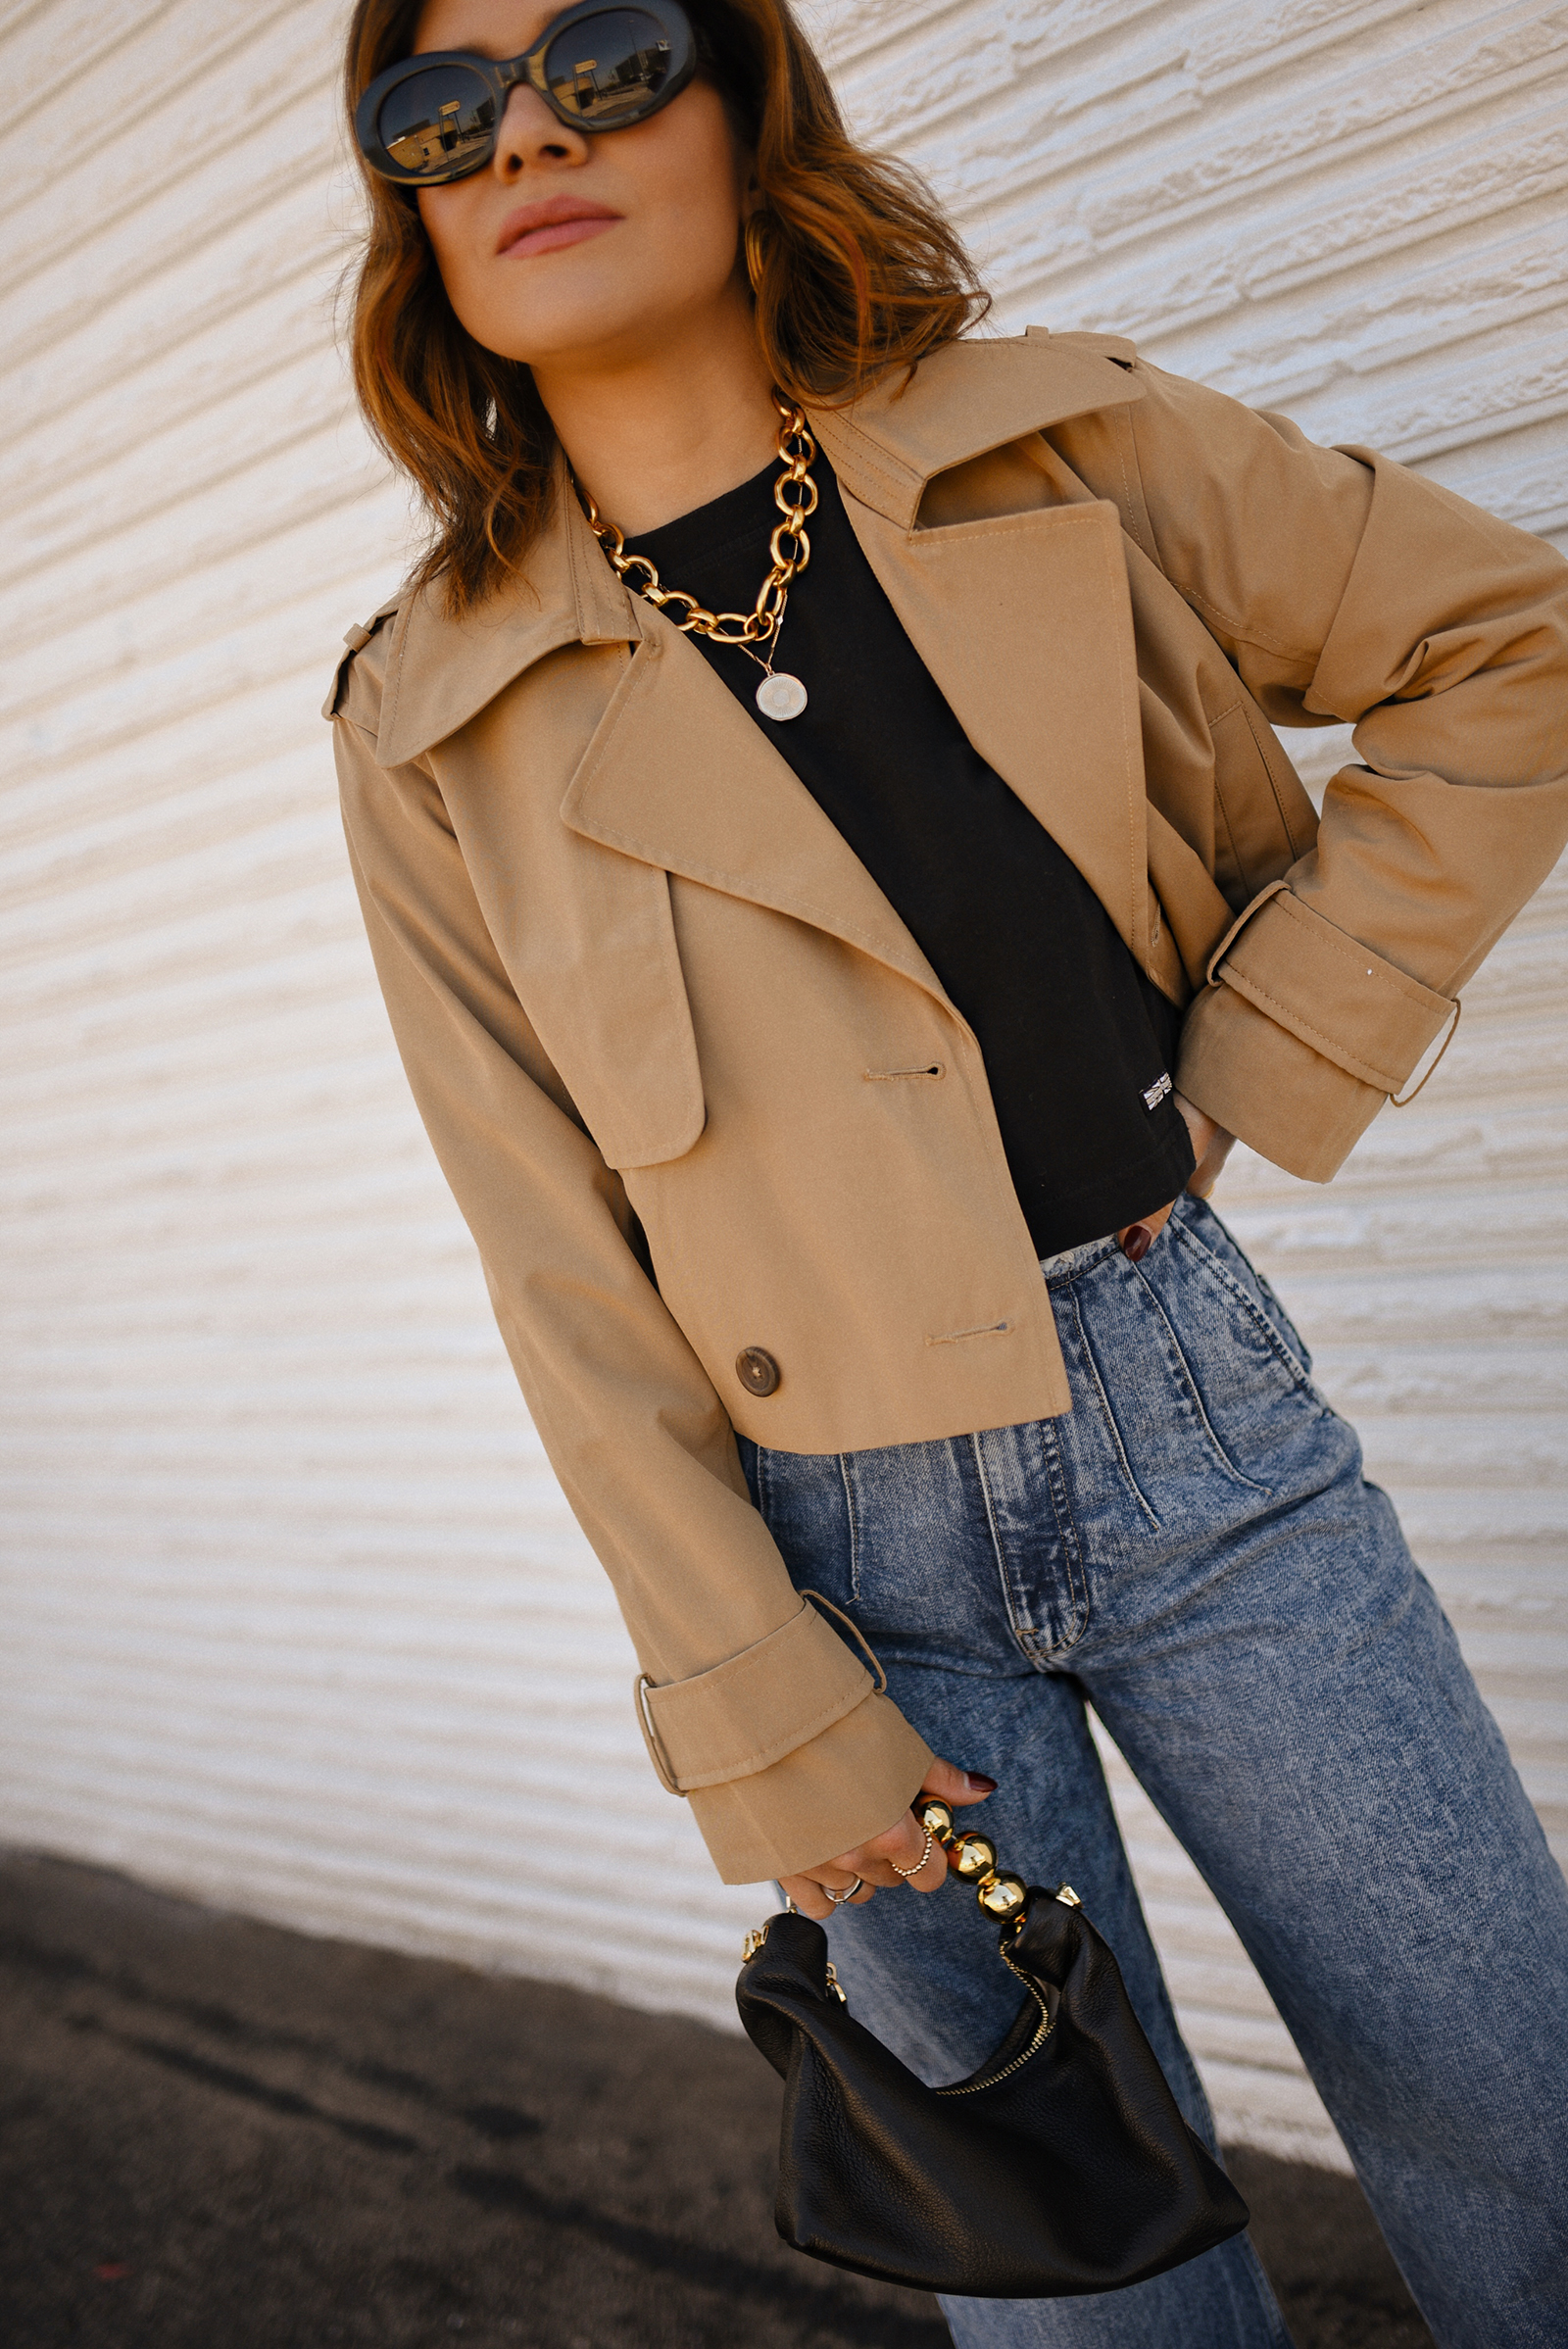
[{"left": 736, "top": 1798, "right": 1249, "bottom": 2299}]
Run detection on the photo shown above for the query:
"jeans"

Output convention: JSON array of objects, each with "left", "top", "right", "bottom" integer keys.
[{"left": 736, "top": 1194, "right": 1568, "bottom": 2349}]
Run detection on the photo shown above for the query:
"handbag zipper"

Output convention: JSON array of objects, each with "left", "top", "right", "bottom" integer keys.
[{"left": 936, "top": 1946, "right": 1054, "bottom": 2096}]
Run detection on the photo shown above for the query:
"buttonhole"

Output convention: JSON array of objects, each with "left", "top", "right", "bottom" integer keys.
[
  {"left": 864, "top": 1064, "right": 945, "bottom": 1082},
  {"left": 927, "top": 1320, "right": 1010, "bottom": 1346}
]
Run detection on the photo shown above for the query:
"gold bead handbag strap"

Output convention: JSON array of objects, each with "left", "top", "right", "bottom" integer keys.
[
  {"left": 916, "top": 1796, "right": 1082, "bottom": 1924},
  {"left": 738, "top": 1797, "right": 1083, "bottom": 1969}
]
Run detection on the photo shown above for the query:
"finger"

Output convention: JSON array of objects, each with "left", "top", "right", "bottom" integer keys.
[
  {"left": 1116, "top": 1200, "right": 1174, "bottom": 1261},
  {"left": 828, "top": 1845, "right": 904, "bottom": 1890},
  {"left": 802, "top": 1863, "right": 880, "bottom": 1909},
  {"left": 856, "top": 1809, "right": 932, "bottom": 1882},
  {"left": 918, "top": 1757, "right": 999, "bottom": 1808},
  {"left": 816, "top": 1874, "right": 876, "bottom": 1907},
  {"left": 837, "top": 1859, "right": 904, "bottom": 1889},
  {"left": 778, "top": 1873, "right": 834, "bottom": 1922},
  {"left": 818, "top": 1859, "right": 874, "bottom": 1892},
  {"left": 886, "top": 1805, "right": 958, "bottom": 1892},
  {"left": 904, "top": 1821, "right": 948, "bottom": 1890},
  {"left": 870, "top": 1821, "right": 948, "bottom": 1891}
]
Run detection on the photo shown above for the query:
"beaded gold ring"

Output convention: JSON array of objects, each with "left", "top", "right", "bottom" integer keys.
[{"left": 889, "top": 1825, "right": 936, "bottom": 1881}]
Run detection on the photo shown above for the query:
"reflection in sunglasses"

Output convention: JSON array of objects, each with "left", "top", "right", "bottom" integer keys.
[
  {"left": 382, "top": 73, "right": 496, "bottom": 171},
  {"left": 548, "top": 32, "right": 671, "bottom": 121}
]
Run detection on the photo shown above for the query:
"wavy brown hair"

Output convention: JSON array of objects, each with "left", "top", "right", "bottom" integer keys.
[{"left": 343, "top": 0, "right": 989, "bottom": 612}]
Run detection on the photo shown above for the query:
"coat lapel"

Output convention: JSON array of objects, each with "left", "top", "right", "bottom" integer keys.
[
  {"left": 815, "top": 332, "right": 1152, "bottom": 968},
  {"left": 840, "top": 494, "right": 1151, "bottom": 966},
  {"left": 564, "top": 333, "right": 1153, "bottom": 986},
  {"left": 561, "top": 609, "right": 952, "bottom": 1009},
  {"left": 374, "top": 333, "right": 1153, "bottom": 990},
  {"left": 374, "top": 453, "right": 636, "bottom": 770}
]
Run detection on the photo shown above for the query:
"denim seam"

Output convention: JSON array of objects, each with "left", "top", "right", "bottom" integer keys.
[
  {"left": 1065, "top": 1279, "right": 1162, "bottom": 1530},
  {"left": 1036, "top": 1413, "right": 1091, "bottom": 1656},
  {"left": 1129, "top": 1259, "right": 1273, "bottom": 1495},
  {"left": 1252, "top": 1267, "right": 1312, "bottom": 1372},
  {"left": 1172, "top": 1215, "right": 1318, "bottom": 1395},
  {"left": 836, "top": 1453, "right": 861, "bottom": 1601},
  {"left": 968, "top": 1433, "right": 1035, "bottom": 1652}
]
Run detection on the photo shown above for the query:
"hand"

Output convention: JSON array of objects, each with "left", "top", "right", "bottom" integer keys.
[
  {"left": 1174, "top": 1092, "right": 1235, "bottom": 1199},
  {"left": 779, "top": 1758, "right": 997, "bottom": 1920},
  {"left": 1114, "top": 1095, "right": 1236, "bottom": 1260}
]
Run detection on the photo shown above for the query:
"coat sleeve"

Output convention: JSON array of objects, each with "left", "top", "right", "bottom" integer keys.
[
  {"left": 329, "top": 683, "right": 932, "bottom": 1884},
  {"left": 1105, "top": 356, "right": 1568, "bottom": 1179}
]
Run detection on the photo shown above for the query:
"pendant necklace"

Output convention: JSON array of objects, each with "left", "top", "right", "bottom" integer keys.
[
  {"left": 581, "top": 393, "right": 817, "bottom": 724},
  {"left": 744, "top": 601, "right": 808, "bottom": 722}
]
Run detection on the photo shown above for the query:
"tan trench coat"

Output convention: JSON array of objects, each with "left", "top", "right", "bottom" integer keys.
[{"left": 326, "top": 330, "right": 1568, "bottom": 1884}]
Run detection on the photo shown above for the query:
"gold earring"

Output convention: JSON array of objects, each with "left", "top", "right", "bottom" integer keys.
[{"left": 744, "top": 213, "right": 771, "bottom": 297}]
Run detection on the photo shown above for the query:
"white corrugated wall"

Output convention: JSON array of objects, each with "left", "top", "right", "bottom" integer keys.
[{"left": 1, "top": 0, "right": 1563, "bottom": 2171}]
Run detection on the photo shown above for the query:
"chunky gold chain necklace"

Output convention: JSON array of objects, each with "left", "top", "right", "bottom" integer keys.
[{"left": 582, "top": 393, "right": 818, "bottom": 723}]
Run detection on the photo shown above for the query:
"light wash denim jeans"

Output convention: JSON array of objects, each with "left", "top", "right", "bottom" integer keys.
[{"left": 737, "top": 1193, "right": 1568, "bottom": 2349}]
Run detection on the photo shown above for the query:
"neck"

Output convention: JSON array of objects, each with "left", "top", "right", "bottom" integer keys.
[{"left": 535, "top": 286, "right": 781, "bottom": 538}]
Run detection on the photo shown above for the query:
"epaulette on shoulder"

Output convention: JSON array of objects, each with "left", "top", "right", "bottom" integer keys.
[
  {"left": 321, "top": 590, "right": 404, "bottom": 722},
  {"left": 1025, "top": 325, "right": 1140, "bottom": 370}
]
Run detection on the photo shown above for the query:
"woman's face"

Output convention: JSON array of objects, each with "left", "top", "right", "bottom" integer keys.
[{"left": 411, "top": 1, "right": 754, "bottom": 375}]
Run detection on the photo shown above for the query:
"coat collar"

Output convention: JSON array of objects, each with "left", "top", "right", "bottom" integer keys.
[
  {"left": 372, "top": 330, "right": 1143, "bottom": 767},
  {"left": 807, "top": 328, "right": 1142, "bottom": 528},
  {"left": 374, "top": 445, "right": 637, "bottom": 769}
]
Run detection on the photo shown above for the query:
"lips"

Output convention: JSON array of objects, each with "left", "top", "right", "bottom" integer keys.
[{"left": 496, "top": 194, "right": 622, "bottom": 258}]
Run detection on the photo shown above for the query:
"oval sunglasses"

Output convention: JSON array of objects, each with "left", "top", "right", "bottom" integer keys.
[{"left": 356, "top": 1, "right": 698, "bottom": 186}]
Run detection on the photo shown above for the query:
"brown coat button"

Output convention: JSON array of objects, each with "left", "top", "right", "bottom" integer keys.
[{"left": 736, "top": 1346, "right": 781, "bottom": 1397}]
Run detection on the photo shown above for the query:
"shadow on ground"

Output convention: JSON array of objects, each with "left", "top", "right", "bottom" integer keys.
[{"left": 0, "top": 1853, "right": 1434, "bottom": 2348}]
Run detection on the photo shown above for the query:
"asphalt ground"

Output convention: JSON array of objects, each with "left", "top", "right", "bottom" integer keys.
[{"left": 0, "top": 1852, "right": 1436, "bottom": 2349}]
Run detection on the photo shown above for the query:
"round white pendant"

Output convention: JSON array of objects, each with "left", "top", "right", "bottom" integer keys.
[{"left": 756, "top": 670, "right": 808, "bottom": 722}]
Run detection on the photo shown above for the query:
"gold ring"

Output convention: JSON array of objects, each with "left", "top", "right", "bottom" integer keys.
[
  {"left": 823, "top": 1877, "right": 864, "bottom": 1904},
  {"left": 890, "top": 1826, "right": 936, "bottom": 1881}
]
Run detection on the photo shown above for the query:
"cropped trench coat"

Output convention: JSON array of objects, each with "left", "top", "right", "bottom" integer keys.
[{"left": 327, "top": 329, "right": 1568, "bottom": 1884}]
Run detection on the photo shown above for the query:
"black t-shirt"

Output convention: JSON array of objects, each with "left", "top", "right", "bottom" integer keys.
[{"left": 624, "top": 459, "right": 1195, "bottom": 1257}]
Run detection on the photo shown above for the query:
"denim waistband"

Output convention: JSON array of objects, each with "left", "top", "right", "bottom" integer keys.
[{"left": 1037, "top": 1228, "right": 1123, "bottom": 1283}]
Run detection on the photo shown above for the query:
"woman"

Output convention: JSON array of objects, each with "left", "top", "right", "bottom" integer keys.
[{"left": 329, "top": 2, "right": 1568, "bottom": 2342}]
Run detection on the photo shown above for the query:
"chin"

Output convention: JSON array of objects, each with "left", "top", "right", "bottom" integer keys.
[{"left": 480, "top": 279, "right": 730, "bottom": 372}]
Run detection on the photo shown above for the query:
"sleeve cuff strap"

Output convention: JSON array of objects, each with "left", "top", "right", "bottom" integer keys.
[
  {"left": 638, "top": 1599, "right": 873, "bottom": 1792},
  {"left": 1208, "top": 882, "right": 1454, "bottom": 1094},
  {"left": 688, "top": 1693, "right": 936, "bottom": 1884}
]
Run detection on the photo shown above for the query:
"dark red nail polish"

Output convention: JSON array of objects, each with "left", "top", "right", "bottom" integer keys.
[
  {"left": 1121, "top": 1222, "right": 1152, "bottom": 1263},
  {"left": 965, "top": 1773, "right": 999, "bottom": 1793}
]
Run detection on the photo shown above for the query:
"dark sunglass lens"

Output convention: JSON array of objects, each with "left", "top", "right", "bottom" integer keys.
[
  {"left": 378, "top": 65, "right": 496, "bottom": 174},
  {"left": 542, "top": 9, "right": 673, "bottom": 124}
]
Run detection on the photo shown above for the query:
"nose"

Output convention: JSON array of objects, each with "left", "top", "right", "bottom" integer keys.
[{"left": 489, "top": 80, "right": 590, "bottom": 175}]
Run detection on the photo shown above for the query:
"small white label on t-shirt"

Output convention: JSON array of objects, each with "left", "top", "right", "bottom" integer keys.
[{"left": 1143, "top": 1072, "right": 1173, "bottom": 1110}]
